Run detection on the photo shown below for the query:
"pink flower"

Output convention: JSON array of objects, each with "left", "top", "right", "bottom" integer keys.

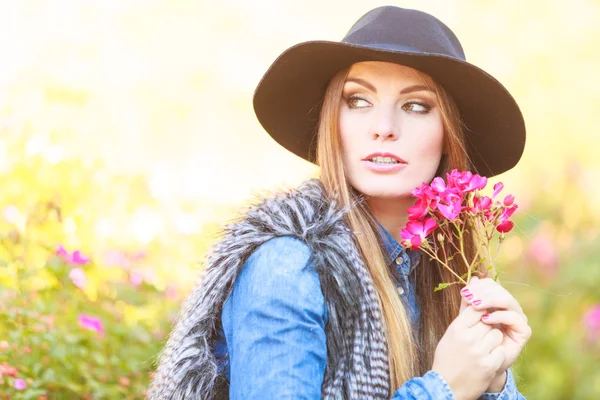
[
  {"left": 56, "top": 245, "right": 69, "bottom": 259},
  {"left": 437, "top": 201, "right": 461, "bottom": 221},
  {"left": 445, "top": 169, "right": 487, "bottom": 192},
  {"left": 14, "top": 378, "right": 26, "bottom": 390},
  {"left": 496, "top": 220, "right": 514, "bottom": 233},
  {"left": 430, "top": 177, "right": 447, "bottom": 193},
  {"left": 503, "top": 194, "right": 515, "bottom": 206},
  {"left": 401, "top": 218, "right": 438, "bottom": 250},
  {"left": 407, "top": 199, "right": 430, "bottom": 221},
  {"left": 465, "top": 174, "right": 487, "bottom": 192},
  {"left": 471, "top": 195, "right": 492, "bottom": 214},
  {"left": 527, "top": 232, "right": 558, "bottom": 275},
  {"left": 494, "top": 202, "right": 517, "bottom": 233},
  {"left": 71, "top": 251, "right": 89, "bottom": 265},
  {"left": 103, "top": 250, "right": 131, "bottom": 269},
  {"left": 584, "top": 305, "right": 600, "bottom": 342},
  {"left": 78, "top": 314, "right": 105, "bottom": 337},
  {"left": 499, "top": 204, "right": 518, "bottom": 222},
  {"left": 166, "top": 284, "right": 179, "bottom": 301},
  {"left": 69, "top": 268, "right": 86, "bottom": 289},
  {"left": 408, "top": 183, "right": 439, "bottom": 221},
  {"left": 436, "top": 190, "right": 463, "bottom": 221},
  {"left": 55, "top": 245, "right": 91, "bottom": 266},
  {"left": 412, "top": 182, "right": 438, "bottom": 200},
  {"left": 492, "top": 182, "right": 504, "bottom": 199},
  {"left": 103, "top": 249, "right": 147, "bottom": 270},
  {"left": 129, "top": 270, "right": 144, "bottom": 287}
]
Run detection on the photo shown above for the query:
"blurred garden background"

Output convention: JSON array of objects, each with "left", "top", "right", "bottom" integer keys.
[{"left": 0, "top": 0, "right": 599, "bottom": 398}]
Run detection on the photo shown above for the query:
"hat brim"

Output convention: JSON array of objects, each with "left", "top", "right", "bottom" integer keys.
[{"left": 253, "top": 40, "right": 526, "bottom": 177}]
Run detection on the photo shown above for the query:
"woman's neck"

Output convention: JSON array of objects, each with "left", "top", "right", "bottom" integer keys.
[{"left": 366, "top": 196, "right": 413, "bottom": 243}]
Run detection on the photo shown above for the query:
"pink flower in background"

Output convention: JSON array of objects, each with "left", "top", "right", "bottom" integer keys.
[
  {"left": 527, "top": 232, "right": 558, "bottom": 276},
  {"left": 69, "top": 268, "right": 87, "bottom": 289},
  {"left": 129, "top": 269, "right": 144, "bottom": 286},
  {"left": 14, "top": 378, "right": 26, "bottom": 390},
  {"left": 0, "top": 362, "right": 18, "bottom": 377},
  {"left": 78, "top": 314, "right": 104, "bottom": 337},
  {"left": 166, "top": 284, "right": 179, "bottom": 301},
  {"left": 103, "top": 250, "right": 131, "bottom": 269},
  {"left": 103, "top": 249, "right": 147, "bottom": 269},
  {"left": 584, "top": 305, "right": 600, "bottom": 342},
  {"left": 130, "top": 251, "right": 147, "bottom": 262},
  {"left": 56, "top": 245, "right": 69, "bottom": 259},
  {"left": 71, "top": 250, "right": 90, "bottom": 265},
  {"left": 56, "top": 245, "right": 91, "bottom": 266}
]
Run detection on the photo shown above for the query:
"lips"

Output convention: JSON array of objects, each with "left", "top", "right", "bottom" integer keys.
[{"left": 362, "top": 152, "right": 407, "bottom": 163}]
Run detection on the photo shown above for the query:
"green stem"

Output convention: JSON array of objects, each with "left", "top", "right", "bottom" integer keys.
[
  {"left": 421, "top": 242, "right": 467, "bottom": 284},
  {"left": 455, "top": 224, "right": 470, "bottom": 281}
]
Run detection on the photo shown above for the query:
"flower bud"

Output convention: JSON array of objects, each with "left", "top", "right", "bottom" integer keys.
[
  {"left": 503, "top": 194, "right": 515, "bottom": 207},
  {"left": 437, "top": 233, "right": 444, "bottom": 242}
]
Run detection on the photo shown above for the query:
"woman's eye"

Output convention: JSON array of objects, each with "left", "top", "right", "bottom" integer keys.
[
  {"left": 345, "top": 96, "right": 370, "bottom": 109},
  {"left": 403, "top": 101, "right": 431, "bottom": 114}
]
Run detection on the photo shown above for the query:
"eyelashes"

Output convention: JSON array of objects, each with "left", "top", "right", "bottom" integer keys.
[{"left": 342, "top": 95, "right": 433, "bottom": 114}]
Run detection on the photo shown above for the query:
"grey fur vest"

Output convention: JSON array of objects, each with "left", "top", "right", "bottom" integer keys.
[{"left": 146, "top": 179, "right": 391, "bottom": 399}]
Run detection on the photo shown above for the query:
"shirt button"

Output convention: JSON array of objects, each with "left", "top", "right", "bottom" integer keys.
[
  {"left": 397, "top": 285, "right": 405, "bottom": 296},
  {"left": 395, "top": 256, "right": 403, "bottom": 265}
]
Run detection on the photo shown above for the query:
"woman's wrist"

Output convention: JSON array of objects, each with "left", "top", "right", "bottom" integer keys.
[{"left": 486, "top": 370, "right": 507, "bottom": 393}]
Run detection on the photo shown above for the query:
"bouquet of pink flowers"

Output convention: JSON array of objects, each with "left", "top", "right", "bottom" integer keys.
[{"left": 400, "top": 169, "right": 518, "bottom": 291}]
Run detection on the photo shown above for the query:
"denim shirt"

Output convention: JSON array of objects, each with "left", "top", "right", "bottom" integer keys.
[{"left": 214, "top": 225, "right": 525, "bottom": 399}]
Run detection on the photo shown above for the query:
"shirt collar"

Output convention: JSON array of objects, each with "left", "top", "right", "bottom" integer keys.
[{"left": 375, "top": 220, "right": 420, "bottom": 276}]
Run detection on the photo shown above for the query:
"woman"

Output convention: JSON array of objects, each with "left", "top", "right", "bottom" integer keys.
[{"left": 148, "top": 6, "right": 531, "bottom": 400}]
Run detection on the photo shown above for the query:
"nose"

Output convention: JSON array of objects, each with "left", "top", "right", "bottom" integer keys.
[{"left": 370, "top": 106, "right": 399, "bottom": 141}]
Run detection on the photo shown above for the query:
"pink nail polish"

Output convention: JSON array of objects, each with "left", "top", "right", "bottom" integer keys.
[
  {"left": 460, "top": 288, "right": 470, "bottom": 295},
  {"left": 482, "top": 314, "right": 490, "bottom": 320},
  {"left": 473, "top": 300, "right": 482, "bottom": 306},
  {"left": 465, "top": 294, "right": 474, "bottom": 300}
]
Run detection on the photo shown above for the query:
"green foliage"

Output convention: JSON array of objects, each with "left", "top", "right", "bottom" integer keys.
[{"left": 0, "top": 144, "right": 199, "bottom": 398}]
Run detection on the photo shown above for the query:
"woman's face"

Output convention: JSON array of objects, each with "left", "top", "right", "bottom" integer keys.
[{"left": 339, "top": 61, "right": 444, "bottom": 200}]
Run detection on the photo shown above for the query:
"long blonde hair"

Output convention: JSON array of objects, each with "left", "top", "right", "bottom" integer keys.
[{"left": 315, "top": 64, "right": 486, "bottom": 394}]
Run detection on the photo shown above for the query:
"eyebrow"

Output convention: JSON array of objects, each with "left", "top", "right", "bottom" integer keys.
[{"left": 344, "top": 77, "right": 433, "bottom": 95}]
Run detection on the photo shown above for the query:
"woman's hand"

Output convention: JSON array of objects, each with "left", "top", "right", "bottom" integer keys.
[
  {"left": 432, "top": 305, "right": 506, "bottom": 400},
  {"left": 460, "top": 276, "right": 532, "bottom": 374}
]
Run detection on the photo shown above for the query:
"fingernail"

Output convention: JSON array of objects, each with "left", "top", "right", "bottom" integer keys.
[
  {"left": 482, "top": 314, "right": 490, "bottom": 320},
  {"left": 460, "top": 288, "right": 470, "bottom": 295},
  {"left": 465, "top": 294, "right": 474, "bottom": 300},
  {"left": 473, "top": 300, "right": 482, "bottom": 306}
]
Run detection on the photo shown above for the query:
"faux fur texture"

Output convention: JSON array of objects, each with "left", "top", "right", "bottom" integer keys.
[{"left": 146, "top": 179, "right": 391, "bottom": 399}]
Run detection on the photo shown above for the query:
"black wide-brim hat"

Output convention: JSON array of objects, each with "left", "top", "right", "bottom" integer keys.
[{"left": 252, "top": 6, "right": 526, "bottom": 178}]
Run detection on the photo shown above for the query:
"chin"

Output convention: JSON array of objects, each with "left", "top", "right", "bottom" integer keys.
[
  {"left": 350, "top": 176, "right": 415, "bottom": 199},
  {"left": 348, "top": 167, "right": 437, "bottom": 199}
]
